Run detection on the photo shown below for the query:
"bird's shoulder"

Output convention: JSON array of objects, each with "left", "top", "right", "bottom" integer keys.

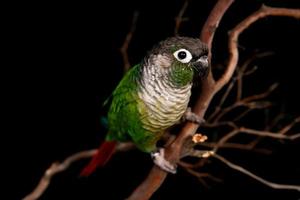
[{"left": 105, "top": 64, "right": 142, "bottom": 111}]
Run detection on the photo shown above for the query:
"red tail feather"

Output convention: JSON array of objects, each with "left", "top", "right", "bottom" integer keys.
[{"left": 80, "top": 141, "right": 116, "bottom": 177}]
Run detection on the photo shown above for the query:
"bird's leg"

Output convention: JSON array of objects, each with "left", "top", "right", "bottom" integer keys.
[
  {"left": 182, "top": 107, "right": 205, "bottom": 124},
  {"left": 151, "top": 148, "right": 177, "bottom": 174}
]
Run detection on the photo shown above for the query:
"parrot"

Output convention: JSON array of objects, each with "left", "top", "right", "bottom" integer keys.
[{"left": 80, "top": 36, "right": 208, "bottom": 176}]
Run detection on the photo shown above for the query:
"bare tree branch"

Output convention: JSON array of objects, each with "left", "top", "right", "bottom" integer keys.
[
  {"left": 240, "top": 127, "right": 300, "bottom": 140},
  {"left": 180, "top": 166, "right": 223, "bottom": 187},
  {"left": 120, "top": 11, "right": 139, "bottom": 72},
  {"left": 207, "top": 79, "right": 235, "bottom": 122},
  {"left": 202, "top": 121, "right": 238, "bottom": 129},
  {"left": 24, "top": 3, "right": 300, "bottom": 200},
  {"left": 23, "top": 150, "right": 97, "bottom": 200},
  {"left": 128, "top": 3, "right": 300, "bottom": 200},
  {"left": 200, "top": 142, "right": 272, "bottom": 154},
  {"left": 279, "top": 116, "right": 300, "bottom": 134},
  {"left": 266, "top": 112, "right": 286, "bottom": 131},
  {"left": 242, "top": 83, "right": 278, "bottom": 103},
  {"left": 208, "top": 52, "right": 273, "bottom": 122},
  {"left": 213, "top": 129, "right": 239, "bottom": 152},
  {"left": 215, "top": 5, "right": 300, "bottom": 92},
  {"left": 213, "top": 154, "right": 300, "bottom": 191},
  {"left": 236, "top": 51, "right": 274, "bottom": 101},
  {"left": 174, "top": 0, "right": 189, "bottom": 35},
  {"left": 23, "top": 142, "right": 137, "bottom": 200},
  {"left": 127, "top": 1, "right": 234, "bottom": 199},
  {"left": 200, "top": 0, "right": 235, "bottom": 56},
  {"left": 211, "top": 125, "right": 300, "bottom": 154},
  {"left": 212, "top": 76, "right": 278, "bottom": 123}
]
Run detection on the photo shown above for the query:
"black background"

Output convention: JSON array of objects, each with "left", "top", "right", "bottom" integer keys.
[{"left": 4, "top": 0, "right": 300, "bottom": 199}]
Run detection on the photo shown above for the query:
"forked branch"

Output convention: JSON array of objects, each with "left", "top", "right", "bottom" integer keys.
[
  {"left": 127, "top": 1, "right": 235, "bottom": 199},
  {"left": 127, "top": 3, "right": 300, "bottom": 200},
  {"left": 213, "top": 154, "right": 300, "bottom": 191},
  {"left": 23, "top": 2, "right": 300, "bottom": 200},
  {"left": 23, "top": 150, "right": 97, "bottom": 200}
]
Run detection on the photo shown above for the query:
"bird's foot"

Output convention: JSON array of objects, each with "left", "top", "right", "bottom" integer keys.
[
  {"left": 183, "top": 107, "right": 205, "bottom": 124},
  {"left": 151, "top": 148, "right": 177, "bottom": 174}
]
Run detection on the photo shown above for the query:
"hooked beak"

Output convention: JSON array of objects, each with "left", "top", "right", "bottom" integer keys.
[{"left": 192, "top": 55, "right": 209, "bottom": 78}]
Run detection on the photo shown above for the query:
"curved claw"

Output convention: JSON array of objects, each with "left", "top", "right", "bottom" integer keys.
[{"left": 151, "top": 148, "right": 177, "bottom": 174}]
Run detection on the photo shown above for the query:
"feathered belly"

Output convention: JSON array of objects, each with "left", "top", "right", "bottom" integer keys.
[{"left": 138, "top": 84, "right": 191, "bottom": 133}]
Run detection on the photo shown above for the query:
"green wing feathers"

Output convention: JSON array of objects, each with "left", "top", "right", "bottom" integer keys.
[{"left": 105, "top": 65, "right": 156, "bottom": 152}]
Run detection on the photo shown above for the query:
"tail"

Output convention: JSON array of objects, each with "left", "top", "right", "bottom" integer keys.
[{"left": 80, "top": 141, "right": 117, "bottom": 177}]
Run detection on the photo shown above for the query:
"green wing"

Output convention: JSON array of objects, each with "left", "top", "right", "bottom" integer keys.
[
  {"left": 105, "top": 64, "right": 160, "bottom": 152},
  {"left": 105, "top": 65, "right": 144, "bottom": 141}
]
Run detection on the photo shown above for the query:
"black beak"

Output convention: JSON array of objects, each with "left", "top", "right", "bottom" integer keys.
[{"left": 192, "top": 55, "right": 209, "bottom": 78}]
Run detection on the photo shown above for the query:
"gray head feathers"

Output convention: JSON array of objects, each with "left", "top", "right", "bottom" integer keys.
[{"left": 145, "top": 36, "right": 208, "bottom": 61}]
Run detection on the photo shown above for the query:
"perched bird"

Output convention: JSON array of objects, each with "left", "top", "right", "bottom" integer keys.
[{"left": 81, "top": 36, "right": 208, "bottom": 176}]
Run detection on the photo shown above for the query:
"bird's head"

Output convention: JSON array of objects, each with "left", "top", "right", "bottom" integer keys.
[{"left": 144, "top": 37, "right": 209, "bottom": 87}]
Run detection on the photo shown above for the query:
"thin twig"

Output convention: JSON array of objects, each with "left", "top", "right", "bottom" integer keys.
[
  {"left": 181, "top": 166, "right": 222, "bottom": 188},
  {"left": 23, "top": 143, "right": 137, "bottom": 200},
  {"left": 23, "top": 150, "right": 97, "bottom": 200},
  {"left": 174, "top": 0, "right": 189, "bottom": 35},
  {"left": 215, "top": 5, "right": 300, "bottom": 92},
  {"left": 242, "top": 83, "right": 278, "bottom": 102},
  {"left": 120, "top": 11, "right": 139, "bottom": 72},
  {"left": 213, "top": 154, "right": 300, "bottom": 191},
  {"left": 232, "top": 101, "right": 272, "bottom": 121},
  {"left": 207, "top": 79, "right": 236, "bottom": 122},
  {"left": 236, "top": 51, "right": 274, "bottom": 101},
  {"left": 266, "top": 113, "right": 285, "bottom": 131},
  {"left": 240, "top": 127, "right": 300, "bottom": 140},
  {"left": 248, "top": 116, "right": 300, "bottom": 148},
  {"left": 213, "top": 129, "right": 239, "bottom": 152},
  {"left": 200, "top": 142, "right": 272, "bottom": 154},
  {"left": 208, "top": 51, "right": 270, "bottom": 122},
  {"left": 279, "top": 116, "right": 300, "bottom": 134},
  {"left": 211, "top": 126, "right": 300, "bottom": 154},
  {"left": 213, "top": 83, "right": 277, "bottom": 122},
  {"left": 202, "top": 121, "right": 238, "bottom": 129},
  {"left": 178, "top": 163, "right": 219, "bottom": 188}
]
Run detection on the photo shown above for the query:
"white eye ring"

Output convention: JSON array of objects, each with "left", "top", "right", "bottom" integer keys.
[{"left": 173, "top": 48, "right": 193, "bottom": 63}]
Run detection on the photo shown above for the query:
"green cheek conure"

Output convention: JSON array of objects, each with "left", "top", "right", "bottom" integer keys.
[{"left": 81, "top": 37, "right": 208, "bottom": 176}]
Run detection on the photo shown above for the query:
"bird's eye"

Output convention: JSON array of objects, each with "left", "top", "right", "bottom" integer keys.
[{"left": 173, "top": 49, "right": 192, "bottom": 63}]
